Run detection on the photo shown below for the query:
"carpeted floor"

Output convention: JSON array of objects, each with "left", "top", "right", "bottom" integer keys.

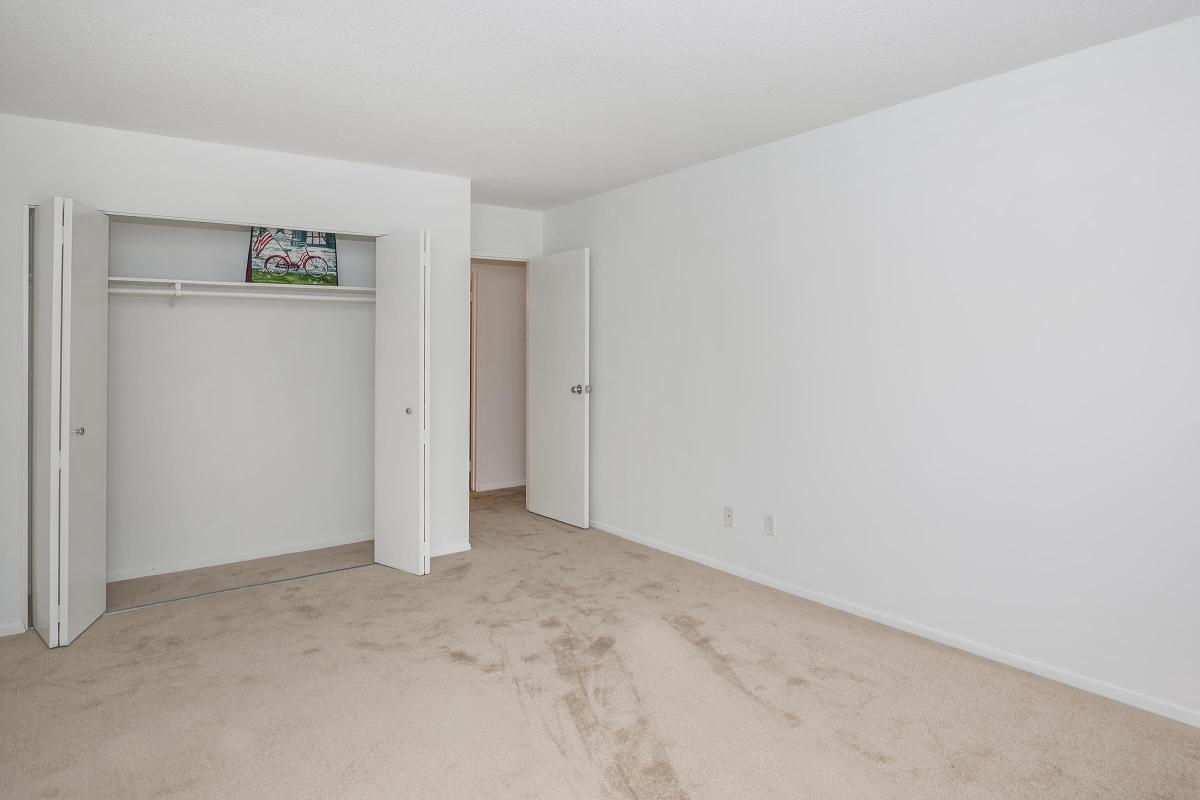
[
  {"left": 1, "top": 491, "right": 1197, "bottom": 799},
  {"left": 106, "top": 540, "right": 375, "bottom": 610}
]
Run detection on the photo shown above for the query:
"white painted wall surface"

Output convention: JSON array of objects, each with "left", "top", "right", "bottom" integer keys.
[
  {"left": 543, "top": 18, "right": 1200, "bottom": 726},
  {"left": 107, "top": 295, "right": 375, "bottom": 579},
  {"left": 473, "top": 262, "right": 527, "bottom": 491},
  {"left": 0, "top": 114, "right": 471, "bottom": 632},
  {"left": 471, "top": 203, "right": 543, "bottom": 259}
]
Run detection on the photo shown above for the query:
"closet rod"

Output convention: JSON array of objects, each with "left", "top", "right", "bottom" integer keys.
[{"left": 109, "top": 288, "right": 375, "bottom": 304}]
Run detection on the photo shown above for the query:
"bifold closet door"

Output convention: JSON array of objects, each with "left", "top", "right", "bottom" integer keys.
[
  {"left": 30, "top": 203, "right": 57, "bottom": 646},
  {"left": 375, "top": 230, "right": 431, "bottom": 575},
  {"left": 526, "top": 248, "right": 590, "bottom": 528},
  {"left": 31, "top": 198, "right": 109, "bottom": 647}
]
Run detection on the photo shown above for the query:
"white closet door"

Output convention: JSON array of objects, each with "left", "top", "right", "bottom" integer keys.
[
  {"left": 374, "top": 230, "right": 430, "bottom": 575},
  {"left": 526, "top": 248, "right": 590, "bottom": 528},
  {"left": 32, "top": 198, "right": 110, "bottom": 647},
  {"left": 60, "top": 198, "right": 110, "bottom": 644},
  {"left": 30, "top": 202, "right": 60, "bottom": 647}
]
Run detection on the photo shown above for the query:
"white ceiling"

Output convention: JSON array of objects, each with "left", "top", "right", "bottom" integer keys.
[{"left": 2, "top": 2, "right": 1198, "bottom": 209}]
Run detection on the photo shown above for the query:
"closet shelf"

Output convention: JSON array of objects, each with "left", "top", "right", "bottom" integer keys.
[{"left": 108, "top": 277, "right": 375, "bottom": 305}]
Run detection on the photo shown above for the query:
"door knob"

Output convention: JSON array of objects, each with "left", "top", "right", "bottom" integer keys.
[
  {"left": 405, "top": 407, "right": 414, "bottom": 415},
  {"left": 71, "top": 426, "right": 86, "bottom": 436},
  {"left": 570, "top": 384, "right": 583, "bottom": 394}
]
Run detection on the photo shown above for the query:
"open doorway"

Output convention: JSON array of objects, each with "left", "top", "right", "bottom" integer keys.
[
  {"left": 469, "top": 248, "right": 590, "bottom": 528},
  {"left": 469, "top": 258, "right": 528, "bottom": 496}
]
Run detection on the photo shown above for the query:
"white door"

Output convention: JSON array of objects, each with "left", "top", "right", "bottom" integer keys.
[
  {"left": 526, "top": 248, "right": 590, "bottom": 528},
  {"left": 30, "top": 203, "right": 59, "bottom": 646},
  {"left": 31, "top": 198, "right": 109, "bottom": 647},
  {"left": 374, "top": 230, "right": 430, "bottom": 575}
]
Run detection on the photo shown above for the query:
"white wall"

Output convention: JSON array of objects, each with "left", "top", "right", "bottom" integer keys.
[
  {"left": 0, "top": 114, "right": 471, "bottom": 633},
  {"left": 544, "top": 17, "right": 1200, "bottom": 727},
  {"left": 473, "top": 262, "right": 527, "bottom": 491},
  {"left": 471, "top": 203, "right": 542, "bottom": 259},
  {"left": 105, "top": 220, "right": 376, "bottom": 580}
]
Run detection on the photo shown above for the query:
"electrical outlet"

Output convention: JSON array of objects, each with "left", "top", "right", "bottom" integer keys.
[
  {"left": 764, "top": 513, "right": 776, "bottom": 536},
  {"left": 723, "top": 505, "right": 734, "bottom": 528}
]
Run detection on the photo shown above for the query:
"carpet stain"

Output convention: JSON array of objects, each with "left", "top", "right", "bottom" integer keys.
[
  {"left": 589, "top": 636, "right": 616, "bottom": 657},
  {"left": 664, "top": 613, "right": 802, "bottom": 728},
  {"left": 351, "top": 638, "right": 404, "bottom": 652},
  {"left": 441, "top": 563, "right": 472, "bottom": 580},
  {"left": 545, "top": 627, "right": 691, "bottom": 800},
  {"left": 836, "top": 728, "right": 895, "bottom": 767},
  {"left": 448, "top": 648, "right": 505, "bottom": 674},
  {"left": 449, "top": 649, "right": 478, "bottom": 664},
  {"left": 662, "top": 614, "right": 748, "bottom": 695},
  {"left": 809, "top": 664, "right": 873, "bottom": 685},
  {"left": 292, "top": 604, "right": 322, "bottom": 620}
]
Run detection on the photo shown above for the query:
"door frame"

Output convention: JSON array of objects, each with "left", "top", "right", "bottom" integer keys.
[
  {"left": 469, "top": 268, "right": 478, "bottom": 492},
  {"left": 468, "top": 256, "right": 530, "bottom": 496},
  {"left": 20, "top": 205, "right": 35, "bottom": 635},
  {"left": 467, "top": 250, "right": 527, "bottom": 499}
]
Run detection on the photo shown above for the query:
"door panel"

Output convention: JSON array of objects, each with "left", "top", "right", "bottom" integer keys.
[
  {"left": 60, "top": 199, "right": 109, "bottom": 645},
  {"left": 526, "top": 248, "right": 590, "bottom": 528},
  {"left": 30, "top": 198, "right": 110, "bottom": 647},
  {"left": 374, "top": 230, "right": 430, "bottom": 575},
  {"left": 30, "top": 202, "right": 59, "bottom": 647}
]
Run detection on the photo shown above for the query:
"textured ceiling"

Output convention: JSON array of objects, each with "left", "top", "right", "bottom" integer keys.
[{"left": 2, "top": 1, "right": 1198, "bottom": 209}]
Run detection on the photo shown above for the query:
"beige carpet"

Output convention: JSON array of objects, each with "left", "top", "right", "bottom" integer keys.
[
  {"left": 1, "top": 491, "right": 1196, "bottom": 799},
  {"left": 106, "top": 541, "right": 375, "bottom": 610}
]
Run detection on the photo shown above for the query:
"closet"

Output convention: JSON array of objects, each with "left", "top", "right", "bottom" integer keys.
[{"left": 28, "top": 199, "right": 430, "bottom": 647}]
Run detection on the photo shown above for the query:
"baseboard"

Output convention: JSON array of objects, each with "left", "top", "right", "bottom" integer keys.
[
  {"left": 0, "top": 620, "right": 28, "bottom": 639},
  {"left": 107, "top": 533, "right": 375, "bottom": 582},
  {"left": 432, "top": 541, "right": 472, "bottom": 558},
  {"left": 473, "top": 480, "right": 525, "bottom": 493},
  {"left": 591, "top": 519, "right": 1199, "bottom": 729}
]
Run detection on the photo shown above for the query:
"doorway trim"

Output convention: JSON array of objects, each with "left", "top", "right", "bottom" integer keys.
[
  {"left": 469, "top": 268, "right": 479, "bottom": 491},
  {"left": 468, "top": 250, "right": 527, "bottom": 495},
  {"left": 468, "top": 256, "right": 530, "bottom": 496},
  {"left": 17, "top": 205, "right": 35, "bottom": 636}
]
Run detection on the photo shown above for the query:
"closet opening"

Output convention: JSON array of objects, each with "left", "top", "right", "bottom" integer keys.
[
  {"left": 27, "top": 199, "right": 430, "bottom": 646},
  {"left": 105, "top": 215, "right": 379, "bottom": 610}
]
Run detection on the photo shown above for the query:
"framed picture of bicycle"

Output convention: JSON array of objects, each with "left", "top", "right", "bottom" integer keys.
[{"left": 245, "top": 227, "right": 338, "bottom": 286}]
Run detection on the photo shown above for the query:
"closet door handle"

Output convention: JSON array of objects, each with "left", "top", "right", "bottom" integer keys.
[
  {"left": 570, "top": 384, "right": 583, "bottom": 394},
  {"left": 71, "top": 426, "right": 86, "bottom": 437},
  {"left": 405, "top": 408, "right": 414, "bottom": 415}
]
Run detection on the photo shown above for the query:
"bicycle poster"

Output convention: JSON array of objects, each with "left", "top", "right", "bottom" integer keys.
[{"left": 245, "top": 227, "right": 338, "bottom": 286}]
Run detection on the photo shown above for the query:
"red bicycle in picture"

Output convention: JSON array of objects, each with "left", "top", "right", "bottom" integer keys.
[{"left": 252, "top": 228, "right": 333, "bottom": 279}]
